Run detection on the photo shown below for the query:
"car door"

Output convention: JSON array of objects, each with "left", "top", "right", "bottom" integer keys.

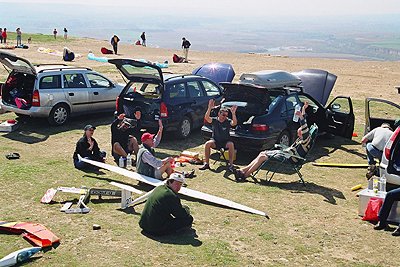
[
  {"left": 62, "top": 73, "right": 90, "bottom": 113},
  {"left": 186, "top": 80, "right": 209, "bottom": 128},
  {"left": 325, "top": 96, "right": 355, "bottom": 138},
  {"left": 86, "top": 73, "right": 117, "bottom": 111},
  {"left": 365, "top": 98, "right": 400, "bottom": 135},
  {"left": 165, "top": 81, "right": 189, "bottom": 127}
]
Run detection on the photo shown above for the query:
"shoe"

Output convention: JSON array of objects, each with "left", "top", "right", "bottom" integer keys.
[
  {"left": 234, "top": 170, "right": 246, "bottom": 182},
  {"left": 366, "top": 165, "right": 377, "bottom": 179},
  {"left": 228, "top": 164, "right": 236, "bottom": 173},
  {"left": 374, "top": 222, "right": 388, "bottom": 230},
  {"left": 392, "top": 226, "right": 400, "bottom": 236},
  {"left": 199, "top": 163, "right": 210, "bottom": 170}
]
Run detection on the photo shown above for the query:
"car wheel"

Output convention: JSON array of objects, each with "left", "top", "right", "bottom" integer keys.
[
  {"left": 178, "top": 116, "right": 192, "bottom": 138},
  {"left": 48, "top": 104, "right": 70, "bottom": 126},
  {"left": 277, "top": 130, "right": 291, "bottom": 147}
]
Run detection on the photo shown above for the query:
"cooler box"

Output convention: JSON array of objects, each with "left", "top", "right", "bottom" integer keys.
[
  {"left": 220, "top": 149, "right": 236, "bottom": 161},
  {"left": 357, "top": 189, "right": 400, "bottom": 223},
  {"left": 0, "top": 121, "right": 19, "bottom": 132}
]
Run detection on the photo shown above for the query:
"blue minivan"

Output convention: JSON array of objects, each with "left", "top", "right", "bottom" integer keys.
[{"left": 109, "top": 59, "right": 223, "bottom": 138}]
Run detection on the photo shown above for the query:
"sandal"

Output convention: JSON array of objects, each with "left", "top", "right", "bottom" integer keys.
[
  {"left": 182, "top": 170, "right": 196, "bottom": 178},
  {"left": 6, "top": 152, "right": 20, "bottom": 160}
]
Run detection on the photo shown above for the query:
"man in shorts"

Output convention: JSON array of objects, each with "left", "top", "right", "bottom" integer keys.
[{"left": 199, "top": 99, "right": 237, "bottom": 172}]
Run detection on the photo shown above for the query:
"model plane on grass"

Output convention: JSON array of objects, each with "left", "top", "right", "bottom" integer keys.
[{"left": 79, "top": 156, "right": 269, "bottom": 218}]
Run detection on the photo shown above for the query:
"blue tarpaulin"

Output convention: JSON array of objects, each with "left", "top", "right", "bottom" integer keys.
[{"left": 192, "top": 63, "right": 235, "bottom": 84}]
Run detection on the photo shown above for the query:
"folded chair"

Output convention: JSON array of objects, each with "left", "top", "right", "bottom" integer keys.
[{"left": 252, "top": 123, "right": 318, "bottom": 185}]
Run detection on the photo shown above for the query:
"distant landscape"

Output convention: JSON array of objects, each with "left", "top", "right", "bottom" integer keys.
[{"left": 1, "top": 2, "right": 400, "bottom": 60}]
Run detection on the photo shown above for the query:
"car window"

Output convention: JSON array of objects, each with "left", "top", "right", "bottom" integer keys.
[
  {"left": 187, "top": 81, "right": 204, "bottom": 98},
  {"left": 86, "top": 73, "right": 112, "bottom": 88},
  {"left": 39, "top": 75, "right": 61, "bottom": 89},
  {"left": 64, "top": 74, "right": 87, "bottom": 88},
  {"left": 125, "top": 82, "right": 161, "bottom": 98},
  {"left": 168, "top": 83, "right": 186, "bottom": 99},
  {"left": 202, "top": 81, "right": 220, "bottom": 97}
]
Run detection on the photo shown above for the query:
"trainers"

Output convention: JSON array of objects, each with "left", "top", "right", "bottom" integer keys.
[
  {"left": 374, "top": 222, "right": 388, "bottom": 230},
  {"left": 366, "top": 165, "right": 377, "bottom": 179},
  {"left": 199, "top": 163, "right": 210, "bottom": 170},
  {"left": 234, "top": 170, "right": 246, "bottom": 182},
  {"left": 392, "top": 226, "right": 400, "bottom": 236},
  {"left": 228, "top": 164, "right": 235, "bottom": 173}
]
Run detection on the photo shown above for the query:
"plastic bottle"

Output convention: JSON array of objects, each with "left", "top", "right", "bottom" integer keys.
[
  {"left": 126, "top": 153, "right": 132, "bottom": 168},
  {"left": 380, "top": 175, "right": 387, "bottom": 193},
  {"left": 119, "top": 156, "right": 125, "bottom": 168},
  {"left": 292, "top": 104, "right": 301, "bottom": 122},
  {"left": 372, "top": 177, "right": 379, "bottom": 194}
]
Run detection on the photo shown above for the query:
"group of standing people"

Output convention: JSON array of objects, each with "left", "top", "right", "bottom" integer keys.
[
  {"left": 0, "top": 28, "right": 7, "bottom": 44},
  {"left": 53, "top": 28, "right": 68, "bottom": 40}
]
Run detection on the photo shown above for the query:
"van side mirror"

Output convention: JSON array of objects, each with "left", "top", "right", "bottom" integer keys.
[{"left": 331, "top": 103, "right": 341, "bottom": 110}]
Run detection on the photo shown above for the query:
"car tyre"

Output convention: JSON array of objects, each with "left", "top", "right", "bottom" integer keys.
[
  {"left": 48, "top": 104, "right": 70, "bottom": 126},
  {"left": 178, "top": 116, "right": 192, "bottom": 138},
  {"left": 277, "top": 130, "right": 291, "bottom": 147}
]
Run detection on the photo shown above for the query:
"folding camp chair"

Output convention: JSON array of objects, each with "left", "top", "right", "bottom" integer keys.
[
  {"left": 212, "top": 148, "right": 229, "bottom": 166},
  {"left": 251, "top": 123, "right": 318, "bottom": 185}
]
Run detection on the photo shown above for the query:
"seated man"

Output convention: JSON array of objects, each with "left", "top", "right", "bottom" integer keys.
[
  {"left": 136, "top": 119, "right": 174, "bottom": 179},
  {"left": 373, "top": 187, "right": 400, "bottom": 236},
  {"left": 235, "top": 102, "right": 310, "bottom": 181},
  {"left": 139, "top": 173, "right": 193, "bottom": 236},
  {"left": 73, "top": 125, "right": 105, "bottom": 170},
  {"left": 361, "top": 123, "right": 393, "bottom": 178},
  {"left": 199, "top": 99, "right": 237, "bottom": 172},
  {"left": 111, "top": 111, "right": 141, "bottom": 164}
]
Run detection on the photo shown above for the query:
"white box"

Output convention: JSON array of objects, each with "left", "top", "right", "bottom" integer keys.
[
  {"left": 357, "top": 188, "right": 400, "bottom": 223},
  {"left": 0, "top": 121, "right": 19, "bottom": 132}
]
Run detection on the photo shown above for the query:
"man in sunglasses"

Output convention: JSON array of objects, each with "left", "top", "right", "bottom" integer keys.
[
  {"left": 199, "top": 99, "right": 237, "bottom": 172},
  {"left": 111, "top": 110, "right": 141, "bottom": 165}
]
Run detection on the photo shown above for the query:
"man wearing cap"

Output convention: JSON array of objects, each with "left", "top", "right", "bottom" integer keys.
[
  {"left": 362, "top": 122, "right": 393, "bottom": 178},
  {"left": 139, "top": 173, "right": 193, "bottom": 236},
  {"left": 136, "top": 119, "right": 174, "bottom": 179},
  {"left": 111, "top": 111, "right": 141, "bottom": 164},
  {"left": 199, "top": 99, "right": 237, "bottom": 172},
  {"left": 73, "top": 125, "right": 106, "bottom": 170}
]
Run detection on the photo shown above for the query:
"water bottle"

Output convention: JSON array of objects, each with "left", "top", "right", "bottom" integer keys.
[
  {"left": 372, "top": 177, "right": 379, "bottom": 194},
  {"left": 126, "top": 154, "right": 132, "bottom": 168},
  {"left": 380, "top": 176, "right": 387, "bottom": 193},
  {"left": 119, "top": 156, "right": 125, "bottom": 168},
  {"left": 293, "top": 104, "right": 301, "bottom": 122}
]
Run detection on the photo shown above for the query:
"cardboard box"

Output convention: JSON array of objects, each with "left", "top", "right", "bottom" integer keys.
[
  {"left": 0, "top": 121, "right": 19, "bottom": 132},
  {"left": 357, "top": 188, "right": 400, "bottom": 223}
]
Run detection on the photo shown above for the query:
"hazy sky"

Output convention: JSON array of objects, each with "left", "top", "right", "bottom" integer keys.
[{"left": 2, "top": 0, "right": 400, "bottom": 17}]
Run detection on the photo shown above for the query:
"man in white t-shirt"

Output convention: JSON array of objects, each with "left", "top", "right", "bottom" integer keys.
[{"left": 361, "top": 123, "right": 393, "bottom": 178}]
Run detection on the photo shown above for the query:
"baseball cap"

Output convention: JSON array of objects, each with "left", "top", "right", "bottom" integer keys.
[
  {"left": 84, "top": 125, "right": 96, "bottom": 131},
  {"left": 168, "top": 173, "right": 185, "bottom": 183},
  {"left": 141, "top": 132, "right": 154, "bottom": 142}
]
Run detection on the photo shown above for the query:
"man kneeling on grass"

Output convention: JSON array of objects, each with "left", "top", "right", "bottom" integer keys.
[
  {"left": 139, "top": 173, "right": 193, "bottom": 236},
  {"left": 199, "top": 99, "right": 237, "bottom": 172},
  {"left": 136, "top": 119, "right": 174, "bottom": 180},
  {"left": 235, "top": 102, "right": 310, "bottom": 182}
]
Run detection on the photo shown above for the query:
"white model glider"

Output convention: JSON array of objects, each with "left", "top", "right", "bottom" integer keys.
[{"left": 79, "top": 156, "right": 268, "bottom": 218}]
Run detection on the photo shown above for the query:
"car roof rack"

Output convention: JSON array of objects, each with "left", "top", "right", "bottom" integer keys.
[
  {"left": 164, "top": 73, "right": 196, "bottom": 81},
  {"left": 35, "top": 63, "right": 68, "bottom": 67},
  {"left": 37, "top": 66, "right": 93, "bottom": 73}
]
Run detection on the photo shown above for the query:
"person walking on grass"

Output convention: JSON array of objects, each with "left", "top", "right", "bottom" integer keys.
[
  {"left": 181, "top": 37, "right": 191, "bottom": 63},
  {"left": 16, "top": 28, "right": 22, "bottom": 46},
  {"left": 141, "top": 32, "right": 146, "bottom": 47},
  {"left": 53, "top": 29, "right": 57, "bottom": 39},
  {"left": 111, "top": 34, "right": 120, "bottom": 55},
  {"left": 2, "top": 28, "right": 7, "bottom": 44},
  {"left": 0, "top": 28, "right": 3, "bottom": 44},
  {"left": 64, "top": 28, "right": 68, "bottom": 40}
]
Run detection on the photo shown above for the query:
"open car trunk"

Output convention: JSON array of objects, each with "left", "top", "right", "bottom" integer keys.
[
  {"left": 1, "top": 71, "right": 35, "bottom": 109},
  {"left": 220, "top": 83, "right": 271, "bottom": 127}
]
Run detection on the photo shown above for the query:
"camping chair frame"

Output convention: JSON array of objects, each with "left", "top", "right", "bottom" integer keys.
[
  {"left": 251, "top": 123, "right": 318, "bottom": 185},
  {"left": 212, "top": 148, "right": 229, "bottom": 166}
]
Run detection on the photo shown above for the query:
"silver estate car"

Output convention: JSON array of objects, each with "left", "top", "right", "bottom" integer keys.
[{"left": 0, "top": 51, "right": 123, "bottom": 125}]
